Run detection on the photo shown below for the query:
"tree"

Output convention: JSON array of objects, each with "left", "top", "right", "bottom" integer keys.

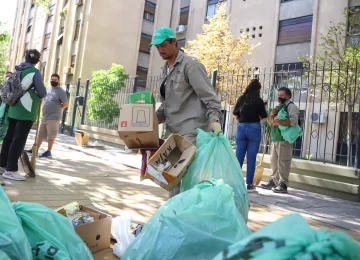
[
  {"left": 88, "top": 64, "right": 129, "bottom": 125},
  {"left": 185, "top": 4, "right": 259, "bottom": 104},
  {"left": 0, "top": 22, "right": 10, "bottom": 85},
  {"left": 35, "top": 0, "right": 51, "bottom": 14},
  {"left": 299, "top": 8, "right": 360, "bottom": 166}
]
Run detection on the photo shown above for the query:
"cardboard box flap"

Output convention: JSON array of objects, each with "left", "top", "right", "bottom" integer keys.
[{"left": 146, "top": 134, "right": 196, "bottom": 191}]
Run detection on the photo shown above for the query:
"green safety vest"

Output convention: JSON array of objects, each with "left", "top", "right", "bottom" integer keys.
[
  {"left": 8, "top": 67, "right": 41, "bottom": 122},
  {"left": 271, "top": 103, "right": 290, "bottom": 142}
]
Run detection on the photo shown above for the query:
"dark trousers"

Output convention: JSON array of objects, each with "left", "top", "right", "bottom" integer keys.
[{"left": 0, "top": 118, "right": 33, "bottom": 171}]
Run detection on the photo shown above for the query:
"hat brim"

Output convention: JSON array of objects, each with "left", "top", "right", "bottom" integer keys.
[{"left": 149, "top": 38, "right": 167, "bottom": 47}]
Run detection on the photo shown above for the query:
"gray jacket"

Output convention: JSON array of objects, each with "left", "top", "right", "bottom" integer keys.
[{"left": 156, "top": 51, "right": 223, "bottom": 143}]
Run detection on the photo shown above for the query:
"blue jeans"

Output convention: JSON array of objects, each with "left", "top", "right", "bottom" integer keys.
[{"left": 235, "top": 122, "right": 262, "bottom": 185}]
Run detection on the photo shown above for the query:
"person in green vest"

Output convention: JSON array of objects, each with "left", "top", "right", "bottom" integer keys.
[
  {"left": 261, "top": 87, "right": 300, "bottom": 194},
  {"left": 0, "top": 49, "right": 47, "bottom": 181}
]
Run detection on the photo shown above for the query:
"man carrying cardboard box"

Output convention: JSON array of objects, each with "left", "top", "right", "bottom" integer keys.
[{"left": 150, "top": 27, "right": 223, "bottom": 198}]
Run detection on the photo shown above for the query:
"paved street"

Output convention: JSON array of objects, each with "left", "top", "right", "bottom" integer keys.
[{"left": 1, "top": 130, "right": 360, "bottom": 243}]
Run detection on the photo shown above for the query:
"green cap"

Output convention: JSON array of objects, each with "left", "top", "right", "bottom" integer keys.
[{"left": 150, "top": 27, "right": 176, "bottom": 46}]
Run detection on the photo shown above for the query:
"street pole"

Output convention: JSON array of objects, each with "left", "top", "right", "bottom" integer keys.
[
  {"left": 355, "top": 113, "right": 360, "bottom": 177},
  {"left": 70, "top": 80, "right": 81, "bottom": 136},
  {"left": 81, "top": 79, "right": 90, "bottom": 125}
]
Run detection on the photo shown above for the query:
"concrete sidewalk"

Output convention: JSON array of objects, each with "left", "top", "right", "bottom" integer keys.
[
  {"left": 51, "top": 131, "right": 360, "bottom": 234},
  {"left": 1, "top": 130, "right": 359, "bottom": 243}
]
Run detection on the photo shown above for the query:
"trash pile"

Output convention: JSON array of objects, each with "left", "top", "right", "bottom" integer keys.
[
  {"left": 0, "top": 188, "right": 93, "bottom": 260},
  {"left": 115, "top": 91, "right": 360, "bottom": 260},
  {"left": 2, "top": 91, "right": 359, "bottom": 259}
]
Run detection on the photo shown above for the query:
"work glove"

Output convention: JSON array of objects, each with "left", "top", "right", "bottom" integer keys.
[{"left": 210, "top": 122, "right": 222, "bottom": 137}]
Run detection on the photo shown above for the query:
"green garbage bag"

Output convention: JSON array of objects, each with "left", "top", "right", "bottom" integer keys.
[
  {"left": 12, "top": 202, "right": 93, "bottom": 260},
  {"left": 181, "top": 129, "right": 249, "bottom": 222},
  {"left": 123, "top": 179, "right": 251, "bottom": 260},
  {"left": 277, "top": 108, "right": 302, "bottom": 144},
  {"left": 213, "top": 214, "right": 360, "bottom": 260},
  {"left": 0, "top": 187, "right": 33, "bottom": 260},
  {"left": 0, "top": 250, "right": 12, "bottom": 260}
]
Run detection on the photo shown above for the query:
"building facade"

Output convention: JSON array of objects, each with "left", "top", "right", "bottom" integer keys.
[
  {"left": 7, "top": 0, "right": 177, "bottom": 85},
  {"left": 8, "top": 0, "right": 359, "bottom": 83}
]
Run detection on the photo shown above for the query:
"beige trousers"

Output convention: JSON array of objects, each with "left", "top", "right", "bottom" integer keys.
[{"left": 270, "top": 141, "right": 294, "bottom": 186}]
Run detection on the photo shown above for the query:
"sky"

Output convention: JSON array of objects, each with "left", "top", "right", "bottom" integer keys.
[{"left": 0, "top": 0, "right": 18, "bottom": 31}]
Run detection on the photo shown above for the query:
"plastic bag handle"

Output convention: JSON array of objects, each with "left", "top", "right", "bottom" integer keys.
[{"left": 198, "top": 180, "right": 214, "bottom": 186}]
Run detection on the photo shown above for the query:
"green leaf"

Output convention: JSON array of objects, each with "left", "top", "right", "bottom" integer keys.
[{"left": 88, "top": 64, "right": 129, "bottom": 124}]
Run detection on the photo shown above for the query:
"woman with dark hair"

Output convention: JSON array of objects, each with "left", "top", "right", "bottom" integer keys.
[
  {"left": 233, "top": 79, "right": 267, "bottom": 192},
  {"left": 0, "top": 49, "right": 47, "bottom": 181}
]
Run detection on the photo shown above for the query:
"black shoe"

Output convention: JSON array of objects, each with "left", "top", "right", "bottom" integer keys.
[
  {"left": 261, "top": 179, "right": 276, "bottom": 190},
  {"left": 272, "top": 183, "right": 288, "bottom": 194},
  {"left": 247, "top": 184, "right": 256, "bottom": 193}
]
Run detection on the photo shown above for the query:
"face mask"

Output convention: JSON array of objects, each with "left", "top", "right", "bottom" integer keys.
[
  {"left": 50, "top": 81, "right": 58, "bottom": 87},
  {"left": 278, "top": 97, "right": 287, "bottom": 104},
  {"left": 5, "top": 77, "right": 9, "bottom": 82}
]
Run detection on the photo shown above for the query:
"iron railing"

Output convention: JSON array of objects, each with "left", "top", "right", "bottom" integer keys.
[{"left": 65, "top": 63, "right": 360, "bottom": 169}]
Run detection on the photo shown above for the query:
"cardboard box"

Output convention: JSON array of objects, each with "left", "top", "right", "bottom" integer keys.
[
  {"left": 75, "top": 130, "right": 89, "bottom": 146},
  {"left": 118, "top": 104, "right": 159, "bottom": 149},
  {"left": 56, "top": 205, "right": 112, "bottom": 254},
  {"left": 145, "top": 134, "right": 196, "bottom": 191},
  {"left": 93, "top": 247, "right": 118, "bottom": 260}
]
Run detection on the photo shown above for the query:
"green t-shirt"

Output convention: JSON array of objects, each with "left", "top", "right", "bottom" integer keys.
[{"left": 8, "top": 67, "right": 41, "bottom": 122}]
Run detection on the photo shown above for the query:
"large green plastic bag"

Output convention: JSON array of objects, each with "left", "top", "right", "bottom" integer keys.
[
  {"left": 181, "top": 129, "right": 249, "bottom": 222},
  {"left": 12, "top": 202, "right": 93, "bottom": 260},
  {"left": 0, "top": 187, "right": 32, "bottom": 260},
  {"left": 277, "top": 108, "right": 302, "bottom": 144},
  {"left": 213, "top": 214, "right": 360, "bottom": 260},
  {"left": 123, "top": 179, "right": 251, "bottom": 260}
]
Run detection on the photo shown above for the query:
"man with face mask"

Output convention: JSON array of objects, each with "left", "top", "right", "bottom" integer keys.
[
  {"left": 261, "top": 87, "right": 300, "bottom": 194},
  {"left": 26, "top": 73, "right": 68, "bottom": 158},
  {"left": 150, "top": 27, "right": 223, "bottom": 198}
]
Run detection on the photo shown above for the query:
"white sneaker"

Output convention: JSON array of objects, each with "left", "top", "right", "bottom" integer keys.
[{"left": 2, "top": 171, "right": 26, "bottom": 181}]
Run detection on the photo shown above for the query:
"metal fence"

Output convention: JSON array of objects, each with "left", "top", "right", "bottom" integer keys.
[{"left": 64, "top": 62, "right": 360, "bottom": 169}]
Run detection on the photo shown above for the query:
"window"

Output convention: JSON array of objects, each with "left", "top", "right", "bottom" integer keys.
[
  {"left": 28, "top": 17, "right": 33, "bottom": 25},
  {"left": 258, "top": 33, "right": 262, "bottom": 37},
  {"left": 281, "top": 0, "right": 295, "bottom": 2},
  {"left": 47, "top": 14, "right": 54, "bottom": 23},
  {"left": 139, "top": 33, "right": 152, "bottom": 53},
  {"left": 259, "top": 26, "right": 263, "bottom": 30},
  {"left": 246, "top": 28, "right": 249, "bottom": 32},
  {"left": 49, "top": 3, "right": 56, "bottom": 11},
  {"left": 63, "top": 0, "right": 68, "bottom": 7},
  {"left": 144, "top": 12, "right": 154, "bottom": 22},
  {"left": 252, "top": 34, "right": 255, "bottom": 38},
  {"left": 348, "top": 7, "right": 360, "bottom": 46},
  {"left": 278, "top": 15, "right": 313, "bottom": 45},
  {"left": 178, "top": 39, "right": 186, "bottom": 49},
  {"left": 253, "top": 27, "right": 256, "bottom": 31},
  {"left": 27, "top": 25, "right": 32, "bottom": 33},
  {"left": 41, "top": 62, "right": 46, "bottom": 79},
  {"left": 43, "top": 33, "right": 51, "bottom": 49},
  {"left": 55, "top": 58, "right": 60, "bottom": 73},
  {"left": 180, "top": 6, "right": 189, "bottom": 25},
  {"left": 240, "top": 29, "right": 243, "bottom": 33},
  {"left": 206, "top": 0, "right": 219, "bottom": 18},
  {"left": 24, "top": 42, "right": 29, "bottom": 56},
  {"left": 74, "top": 20, "right": 81, "bottom": 41},
  {"left": 60, "top": 26, "right": 65, "bottom": 34},
  {"left": 71, "top": 55, "right": 76, "bottom": 68},
  {"left": 144, "top": 1, "right": 156, "bottom": 18},
  {"left": 136, "top": 66, "right": 148, "bottom": 89}
]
